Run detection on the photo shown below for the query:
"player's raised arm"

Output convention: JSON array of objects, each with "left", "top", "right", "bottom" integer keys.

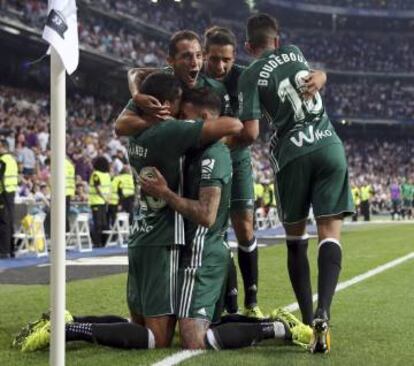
[
  {"left": 115, "top": 109, "right": 154, "bottom": 137},
  {"left": 140, "top": 167, "right": 221, "bottom": 228}
]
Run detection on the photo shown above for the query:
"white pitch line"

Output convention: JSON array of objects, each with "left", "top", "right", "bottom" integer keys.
[
  {"left": 152, "top": 350, "right": 206, "bottom": 366},
  {"left": 153, "top": 251, "right": 414, "bottom": 366}
]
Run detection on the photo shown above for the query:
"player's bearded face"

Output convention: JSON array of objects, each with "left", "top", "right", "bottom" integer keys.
[
  {"left": 205, "top": 44, "right": 235, "bottom": 81},
  {"left": 170, "top": 39, "right": 203, "bottom": 88}
]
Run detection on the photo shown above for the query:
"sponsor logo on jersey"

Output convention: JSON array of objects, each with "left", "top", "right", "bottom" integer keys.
[
  {"left": 201, "top": 159, "right": 215, "bottom": 180},
  {"left": 290, "top": 125, "right": 332, "bottom": 148}
]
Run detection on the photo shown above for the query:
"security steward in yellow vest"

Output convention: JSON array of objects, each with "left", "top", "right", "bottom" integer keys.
[
  {"left": 65, "top": 157, "right": 75, "bottom": 233},
  {"left": 88, "top": 157, "right": 111, "bottom": 247},
  {"left": 360, "top": 184, "right": 374, "bottom": 221},
  {"left": 262, "top": 180, "right": 275, "bottom": 213},
  {"left": 254, "top": 181, "right": 264, "bottom": 210},
  {"left": 108, "top": 174, "right": 121, "bottom": 228},
  {"left": 118, "top": 165, "right": 135, "bottom": 224},
  {"left": 351, "top": 186, "right": 361, "bottom": 222},
  {"left": 0, "top": 138, "right": 18, "bottom": 258}
]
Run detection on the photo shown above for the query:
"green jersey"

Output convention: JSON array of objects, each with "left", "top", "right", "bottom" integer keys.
[
  {"left": 238, "top": 45, "right": 342, "bottom": 172},
  {"left": 222, "top": 63, "right": 250, "bottom": 162},
  {"left": 127, "top": 110, "right": 204, "bottom": 247},
  {"left": 194, "top": 72, "right": 232, "bottom": 116},
  {"left": 182, "top": 142, "right": 232, "bottom": 265}
]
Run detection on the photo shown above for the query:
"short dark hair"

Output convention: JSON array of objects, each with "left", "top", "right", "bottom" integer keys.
[
  {"left": 204, "top": 26, "right": 237, "bottom": 52},
  {"left": 141, "top": 72, "right": 182, "bottom": 105},
  {"left": 182, "top": 87, "right": 222, "bottom": 117},
  {"left": 169, "top": 30, "right": 201, "bottom": 58},
  {"left": 93, "top": 156, "right": 110, "bottom": 173},
  {"left": 247, "top": 13, "right": 279, "bottom": 48}
]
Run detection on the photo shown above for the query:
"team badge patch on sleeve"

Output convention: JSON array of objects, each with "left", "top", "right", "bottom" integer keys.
[{"left": 201, "top": 159, "right": 215, "bottom": 180}]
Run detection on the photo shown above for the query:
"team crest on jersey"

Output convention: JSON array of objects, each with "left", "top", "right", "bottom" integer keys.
[{"left": 201, "top": 159, "right": 215, "bottom": 180}]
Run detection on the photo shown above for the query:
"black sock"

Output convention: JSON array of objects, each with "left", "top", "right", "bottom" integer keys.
[
  {"left": 286, "top": 237, "right": 313, "bottom": 325},
  {"left": 73, "top": 315, "right": 128, "bottom": 324},
  {"left": 206, "top": 322, "right": 277, "bottom": 349},
  {"left": 216, "top": 314, "right": 271, "bottom": 325},
  {"left": 317, "top": 239, "right": 342, "bottom": 319},
  {"left": 225, "top": 255, "right": 239, "bottom": 314},
  {"left": 66, "top": 323, "right": 94, "bottom": 342},
  {"left": 238, "top": 237, "right": 258, "bottom": 308}
]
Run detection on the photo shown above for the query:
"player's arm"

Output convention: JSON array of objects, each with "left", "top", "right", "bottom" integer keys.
[
  {"left": 200, "top": 117, "right": 243, "bottom": 145},
  {"left": 115, "top": 108, "right": 154, "bottom": 137},
  {"left": 140, "top": 168, "right": 220, "bottom": 228},
  {"left": 127, "top": 67, "right": 169, "bottom": 118}
]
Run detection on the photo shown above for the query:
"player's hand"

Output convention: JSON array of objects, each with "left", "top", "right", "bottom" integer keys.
[
  {"left": 140, "top": 167, "right": 169, "bottom": 199},
  {"left": 133, "top": 93, "right": 170, "bottom": 120},
  {"left": 301, "top": 70, "right": 327, "bottom": 100}
]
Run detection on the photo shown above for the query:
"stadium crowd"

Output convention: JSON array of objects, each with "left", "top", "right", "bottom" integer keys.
[
  {"left": 2, "top": 0, "right": 414, "bottom": 72},
  {"left": 294, "top": 0, "right": 414, "bottom": 10}
]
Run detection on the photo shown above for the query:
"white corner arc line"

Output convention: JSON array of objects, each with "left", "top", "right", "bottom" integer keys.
[
  {"left": 152, "top": 350, "right": 206, "bottom": 366},
  {"left": 153, "top": 251, "right": 414, "bottom": 366}
]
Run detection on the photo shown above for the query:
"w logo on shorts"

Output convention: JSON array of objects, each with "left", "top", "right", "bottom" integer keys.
[{"left": 201, "top": 159, "right": 215, "bottom": 180}]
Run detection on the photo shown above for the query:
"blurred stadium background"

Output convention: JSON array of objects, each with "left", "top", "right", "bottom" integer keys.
[{"left": 0, "top": 1, "right": 413, "bottom": 365}]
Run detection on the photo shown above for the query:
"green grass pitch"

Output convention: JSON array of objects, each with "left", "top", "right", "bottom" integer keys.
[{"left": 1, "top": 223, "right": 413, "bottom": 365}]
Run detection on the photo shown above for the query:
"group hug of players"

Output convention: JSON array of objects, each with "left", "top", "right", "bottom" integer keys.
[{"left": 13, "top": 13, "right": 354, "bottom": 355}]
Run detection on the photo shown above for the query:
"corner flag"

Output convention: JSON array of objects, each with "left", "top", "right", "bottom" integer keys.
[{"left": 42, "top": 0, "right": 79, "bottom": 75}]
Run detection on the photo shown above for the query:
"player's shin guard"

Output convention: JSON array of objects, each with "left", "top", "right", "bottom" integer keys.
[
  {"left": 225, "top": 255, "right": 239, "bottom": 314},
  {"left": 316, "top": 239, "right": 342, "bottom": 318},
  {"left": 238, "top": 237, "right": 258, "bottom": 308},
  {"left": 286, "top": 236, "right": 313, "bottom": 325},
  {"left": 66, "top": 322, "right": 155, "bottom": 349},
  {"left": 206, "top": 322, "right": 283, "bottom": 350}
]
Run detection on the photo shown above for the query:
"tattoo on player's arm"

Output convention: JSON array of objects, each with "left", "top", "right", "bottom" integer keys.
[{"left": 164, "top": 186, "right": 221, "bottom": 228}]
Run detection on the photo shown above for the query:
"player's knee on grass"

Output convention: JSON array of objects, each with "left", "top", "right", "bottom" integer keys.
[
  {"left": 179, "top": 318, "right": 210, "bottom": 349},
  {"left": 231, "top": 209, "right": 254, "bottom": 243},
  {"left": 145, "top": 316, "right": 176, "bottom": 348}
]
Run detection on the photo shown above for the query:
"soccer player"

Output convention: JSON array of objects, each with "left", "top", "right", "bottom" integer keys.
[
  {"left": 203, "top": 26, "right": 328, "bottom": 317},
  {"left": 237, "top": 13, "right": 354, "bottom": 353},
  {"left": 203, "top": 25, "right": 261, "bottom": 317},
  {"left": 119, "top": 30, "right": 231, "bottom": 134},
  {"left": 122, "top": 72, "right": 242, "bottom": 348}
]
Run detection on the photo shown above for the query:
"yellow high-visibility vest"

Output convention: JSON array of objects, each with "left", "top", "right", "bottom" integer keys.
[
  {"left": 360, "top": 185, "right": 372, "bottom": 201},
  {"left": 119, "top": 173, "right": 135, "bottom": 198},
  {"left": 109, "top": 176, "right": 121, "bottom": 206},
  {"left": 65, "top": 158, "right": 75, "bottom": 197},
  {"left": 254, "top": 183, "right": 264, "bottom": 200},
  {"left": 88, "top": 171, "right": 111, "bottom": 206},
  {"left": 352, "top": 187, "right": 361, "bottom": 205},
  {"left": 0, "top": 153, "right": 18, "bottom": 193}
]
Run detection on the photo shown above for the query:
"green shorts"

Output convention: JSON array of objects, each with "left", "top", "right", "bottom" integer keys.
[
  {"left": 275, "top": 143, "right": 354, "bottom": 224},
  {"left": 178, "top": 239, "right": 230, "bottom": 322},
  {"left": 231, "top": 155, "right": 255, "bottom": 212},
  {"left": 127, "top": 245, "right": 180, "bottom": 317}
]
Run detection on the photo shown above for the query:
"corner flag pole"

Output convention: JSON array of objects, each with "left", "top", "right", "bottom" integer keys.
[
  {"left": 43, "top": 1, "right": 79, "bottom": 365},
  {"left": 50, "top": 46, "right": 66, "bottom": 366}
]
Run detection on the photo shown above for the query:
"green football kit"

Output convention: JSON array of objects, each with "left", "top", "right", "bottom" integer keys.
[
  {"left": 125, "top": 105, "right": 204, "bottom": 317},
  {"left": 238, "top": 45, "right": 354, "bottom": 224},
  {"left": 178, "top": 142, "right": 233, "bottom": 322}
]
